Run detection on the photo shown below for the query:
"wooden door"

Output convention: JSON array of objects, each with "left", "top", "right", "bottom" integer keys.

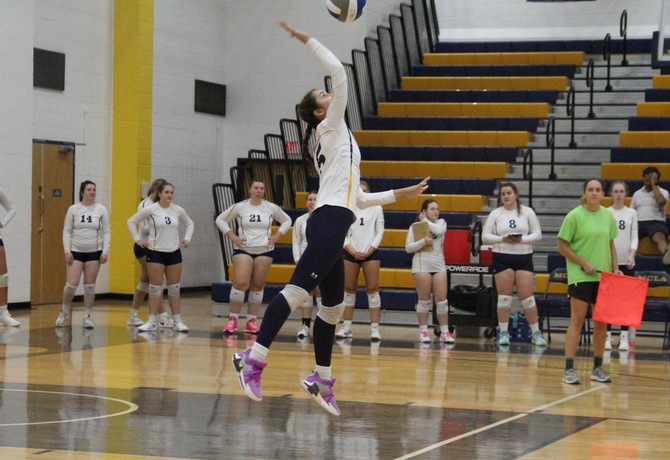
[{"left": 31, "top": 142, "right": 74, "bottom": 305}]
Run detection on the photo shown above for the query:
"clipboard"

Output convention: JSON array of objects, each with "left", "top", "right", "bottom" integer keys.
[{"left": 411, "top": 221, "right": 432, "bottom": 252}]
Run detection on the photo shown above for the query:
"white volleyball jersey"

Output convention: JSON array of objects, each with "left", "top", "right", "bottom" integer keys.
[
  {"left": 608, "top": 205, "right": 638, "bottom": 265},
  {"left": 481, "top": 205, "right": 542, "bottom": 255},
  {"left": 307, "top": 39, "right": 396, "bottom": 214},
  {"left": 345, "top": 205, "right": 384, "bottom": 253},
  {"left": 405, "top": 219, "right": 446, "bottom": 274},
  {"left": 0, "top": 187, "right": 16, "bottom": 239},
  {"left": 128, "top": 202, "right": 194, "bottom": 253},
  {"left": 631, "top": 186, "right": 669, "bottom": 221},
  {"left": 63, "top": 202, "right": 111, "bottom": 254},
  {"left": 216, "top": 199, "right": 291, "bottom": 255},
  {"left": 292, "top": 212, "right": 310, "bottom": 262}
]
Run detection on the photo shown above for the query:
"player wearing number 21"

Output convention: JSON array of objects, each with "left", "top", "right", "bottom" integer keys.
[{"left": 56, "top": 180, "right": 111, "bottom": 329}]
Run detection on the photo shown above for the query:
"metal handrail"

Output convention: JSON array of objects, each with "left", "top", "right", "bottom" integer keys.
[
  {"left": 546, "top": 116, "right": 557, "bottom": 180},
  {"left": 620, "top": 9, "right": 629, "bottom": 66},
  {"left": 586, "top": 59, "right": 596, "bottom": 119},
  {"left": 522, "top": 148, "right": 534, "bottom": 208},
  {"left": 566, "top": 85, "right": 577, "bottom": 148},
  {"left": 603, "top": 33, "right": 613, "bottom": 91}
]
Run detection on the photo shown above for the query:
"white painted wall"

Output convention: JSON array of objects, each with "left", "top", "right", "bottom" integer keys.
[{"left": 436, "top": 0, "right": 663, "bottom": 41}]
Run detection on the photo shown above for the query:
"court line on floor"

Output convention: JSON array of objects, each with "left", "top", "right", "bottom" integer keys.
[
  {"left": 0, "top": 389, "right": 138, "bottom": 427},
  {"left": 395, "top": 384, "right": 606, "bottom": 460}
]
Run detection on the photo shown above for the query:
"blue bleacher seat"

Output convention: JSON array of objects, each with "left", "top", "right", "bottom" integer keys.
[
  {"left": 628, "top": 117, "right": 670, "bottom": 131},
  {"left": 364, "top": 116, "right": 539, "bottom": 132},
  {"left": 389, "top": 89, "right": 559, "bottom": 104},
  {"left": 360, "top": 146, "right": 520, "bottom": 163},
  {"left": 307, "top": 176, "right": 495, "bottom": 196},
  {"left": 411, "top": 64, "right": 577, "bottom": 78},
  {"left": 435, "top": 38, "right": 650, "bottom": 54},
  {"left": 610, "top": 147, "right": 670, "bottom": 163},
  {"left": 645, "top": 89, "right": 670, "bottom": 102}
]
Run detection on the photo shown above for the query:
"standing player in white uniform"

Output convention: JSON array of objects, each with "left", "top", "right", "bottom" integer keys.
[
  {"left": 231, "top": 21, "right": 429, "bottom": 416},
  {"left": 56, "top": 180, "right": 111, "bottom": 329},
  {"left": 606, "top": 181, "right": 638, "bottom": 350},
  {"left": 292, "top": 191, "right": 322, "bottom": 339},
  {"left": 127, "top": 178, "right": 172, "bottom": 328},
  {"left": 405, "top": 199, "right": 452, "bottom": 344},
  {"left": 127, "top": 182, "right": 194, "bottom": 333},
  {"left": 336, "top": 181, "right": 385, "bottom": 341},
  {"left": 0, "top": 187, "right": 19, "bottom": 326},
  {"left": 216, "top": 180, "right": 292, "bottom": 335},
  {"left": 482, "top": 182, "right": 545, "bottom": 347}
]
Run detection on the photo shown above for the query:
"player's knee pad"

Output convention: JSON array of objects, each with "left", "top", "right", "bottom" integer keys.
[
  {"left": 317, "top": 302, "right": 345, "bottom": 325},
  {"left": 63, "top": 282, "right": 78, "bottom": 295},
  {"left": 344, "top": 291, "right": 356, "bottom": 307},
  {"left": 248, "top": 290, "right": 263, "bottom": 304},
  {"left": 436, "top": 300, "right": 449, "bottom": 314},
  {"left": 167, "top": 283, "right": 180, "bottom": 296},
  {"left": 136, "top": 280, "right": 149, "bottom": 293},
  {"left": 83, "top": 284, "right": 96, "bottom": 296},
  {"left": 367, "top": 292, "right": 381, "bottom": 309},
  {"left": 229, "top": 287, "right": 245, "bottom": 304},
  {"left": 148, "top": 284, "right": 163, "bottom": 296},
  {"left": 416, "top": 299, "right": 432, "bottom": 313},
  {"left": 280, "top": 284, "right": 310, "bottom": 312},
  {"left": 302, "top": 298, "right": 313, "bottom": 308},
  {"left": 521, "top": 296, "right": 536, "bottom": 310},
  {"left": 497, "top": 295, "right": 513, "bottom": 309},
  {"left": 0, "top": 273, "right": 7, "bottom": 288}
]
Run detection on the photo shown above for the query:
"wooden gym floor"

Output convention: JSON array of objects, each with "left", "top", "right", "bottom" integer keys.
[{"left": 0, "top": 294, "right": 668, "bottom": 459}]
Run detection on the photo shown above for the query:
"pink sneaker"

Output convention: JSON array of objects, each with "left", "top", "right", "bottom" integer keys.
[
  {"left": 232, "top": 348, "right": 267, "bottom": 401},
  {"left": 223, "top": 316, "right": 238, "bottom": 334},
  {"left": 245, "top": 318, "right": 260, "bottom": 334},
  {"left": 441, "top": 330, "right": 455, "bottom": 344}
]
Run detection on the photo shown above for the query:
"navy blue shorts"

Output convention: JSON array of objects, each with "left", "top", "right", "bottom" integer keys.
[
  {"left": 568, "top": 281, "right": 600, "bottom": 305},
  {"left": 72, "top": 250, "right": 103, "bottom": 263},
  {"left": 233, "top": 249, "right": 274, "bottom": 259},
  {"left": 343, "top": 248, "right": 380, "bottom": 263},
  {"left": 134, "top": 243, "right": 147, "bottom": 260},
  {"left": 289, "top": 205, "right": 355, "bottom": 306},
  {"left": 146, "top": 249, "right": 182, "bottom": 267},
  {"left": 638, "top": 220, "right": 669, "bottom": 239},
  {"left": 492, "top": 252, "right": 534, "bottom": 274}
]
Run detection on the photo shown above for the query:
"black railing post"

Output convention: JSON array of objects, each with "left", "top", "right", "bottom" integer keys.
[
  {"left": 586, "top": 59, "right": 596, "bottom": 119},
  {"left": 522, "top": 148, "right": 534, "bottom": 208},
  {"left": 620, "top": 10, "right": 629, "bottom": 66},
  {"left": 546, "top": 116, "right": 557, "bottom": 180},
  {"left": 566, "top": 85, "right": 577, "bottom": 148},
  {"left": 603, "top": 33, "right": 613, "bottom": 91}
]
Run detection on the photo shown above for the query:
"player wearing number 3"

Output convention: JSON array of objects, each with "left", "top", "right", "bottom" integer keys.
[
  {"left": 216, "top": 179, "right": 292, "bottom": 335},
  {"left": 482, "top": 182, "right": 546, "bottom": 347},
  {"left": 127, "top": 181, "right": 194, "bottom": 333},
  {"left": 56, "top": 180, "right": 111, "bottom": 329},
  {"left": 230, "top": 21, "right": 429, "bottom": 416}
]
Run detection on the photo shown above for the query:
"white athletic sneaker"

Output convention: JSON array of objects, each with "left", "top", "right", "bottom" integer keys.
[
  {"left": 173, "top": 321, "right": 189, "bottom": 332},
  {"left": 159, "top": 315, "right": 175, "bottom": 328},
  {"left": 138, "top": 321, "right": 157, "bottom": 332},
  {"left": 618, "top": 332, "right": 630, "bottom": 351},
  {"left": 127, "top": 314, "right": 144, "bottom": 326},
  {"left": 82, "top": 316, "right": 94, "bottom": 329},
  {"left": 0, "top": 312, "right": 20, "bottom": 327},
  {"left": 370, "top": 327, "right": 382, "bottom": 341},
  {"left": 605, "top": 332, "right": 612, "bottom": 350},
  {"left": 296, "top": 324, "right": 310, "bottom": 339},
  {"left": 55, "top": 311, "right": 69, "bottom": 327},
  {"left": 335, "top": 324, "right": 353, "bottom": 339},
  {"left": 419, "top": 329, "right": 431, "bottom": 343}
]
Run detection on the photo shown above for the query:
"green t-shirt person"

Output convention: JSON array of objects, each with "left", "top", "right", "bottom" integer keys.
[{"left": 557, "top": 205, "right": 619, "bottom": 285}]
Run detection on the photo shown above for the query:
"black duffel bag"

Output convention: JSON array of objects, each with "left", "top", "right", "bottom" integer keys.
[{"left": 449, "top": 284, "right": 496, "bottom": 317}]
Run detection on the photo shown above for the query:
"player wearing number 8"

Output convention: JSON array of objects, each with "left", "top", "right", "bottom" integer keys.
[
  {"left": 127, "top": 181, "right": 194, "bottom": 333},
  {"left": 482, "top": 182, "right": 545, "bottom": 347},
  {"left": 215, "top": 179, "right": 292, "bottom": 335},
  {"left": 56, "top": 180, "right": 111, "bottom": 329}
]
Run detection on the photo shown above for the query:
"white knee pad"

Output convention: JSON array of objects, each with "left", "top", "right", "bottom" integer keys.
[
  {"left": 344, "top": 291, "right": 356, "bottom": 307},
  {"left": 521, "top": 296, "right": 537, "bottom": 310},
  {"left": 248, "top": 290, "right": 263, "bottom": 304},
  {"left": 317, "top": 302, "right": 345, "bottom": 325},
  {"left": 280, "top": 284, "right": 310, "bottom": 312},
  {"left": 167, "top": 283, "right": 180, "bottom": 296},
  {"left": 416, "top": 299, "right": 432, "bottom": 313},
  {"left": 302, "top": 298, "right": 313, "bottom": 308},
  {"left": 368, "top": 292, "right": 381, "bottom": 309},
  {"left": 63, "top": 282, "right": 78, "bottom": 295},
  {"left": 497, "top": 295, "right": 513, "bottom": 309},
  {"left": 0, "top": 273, "right": 7, "bottom": 288},
  {"left": 83, "top": 284, "right": 96, "bottom": 296},
  {"left": 229, "top": 287, "right": 245, "bottom": 303},
  {"left": 436, "top": 300, "right": 449, "bottom": 314},
  {"left": 136, "top": 280, "right": 149, "bottom": 293},
  {"left": 148, "top": 284, "right": 163, "bottom": 296}
]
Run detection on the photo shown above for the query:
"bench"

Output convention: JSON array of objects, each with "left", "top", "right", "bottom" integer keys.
[
  {"left": 411, "top": 64, "right": 577, "bottom": 78},
  {"left": 401, "top": 76, "right": 569, "bottom": 91},
  {"left": 434, "top": 39, "right": 650, "bottom": 54},
  {"left": 422, "top": 51, "right": 585, "bottom": 66},
  {"left": 360, "top": 161, "right": 508, "bottom": 178},
  {"left": 364, "top": 116, "right": 540, "bottom": 132},
  {"left": 353, "top": 130, "right": 530, "bottom": 147},
  {"left": 377, "top": 102, "right": 550, "bottom": 118},
  {"left": 360, "top": 146, "right": 520, "bottom": 163},
  {"left": 388, "top": 89, "right": 560, "bottom": 104},
  {"left": 610, "top": 147, "right": 670, "bottom": 163}
]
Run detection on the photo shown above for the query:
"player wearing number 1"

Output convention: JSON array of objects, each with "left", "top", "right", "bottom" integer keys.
[{"left": 56, "top": 180, "right": 111, "bottom": 329}]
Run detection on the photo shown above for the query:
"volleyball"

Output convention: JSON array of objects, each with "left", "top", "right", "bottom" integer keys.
[{"left": 326, "top": 0, "right": 366, "bottom": 23}]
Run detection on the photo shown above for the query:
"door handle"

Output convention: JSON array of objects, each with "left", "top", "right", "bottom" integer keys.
[{"left": 38, "top": 195, "right": 45, "bottom": 232}]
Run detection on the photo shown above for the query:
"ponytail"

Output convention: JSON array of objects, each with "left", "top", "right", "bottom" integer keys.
[{"left": 301, "top": 124, "right": 316, "bottom": 162}]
